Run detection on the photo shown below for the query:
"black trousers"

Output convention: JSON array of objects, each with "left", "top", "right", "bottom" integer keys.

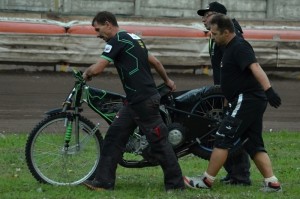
[
  {"left": 95, "top": 94, "right": 184, "bottom": 190},
  {"left": 223, "top": 150, "right": 251, "bottom": 182}
]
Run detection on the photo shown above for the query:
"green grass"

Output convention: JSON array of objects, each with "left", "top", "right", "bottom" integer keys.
[{"left": 0, "top": 131, "right": 299, "bottom": 199}]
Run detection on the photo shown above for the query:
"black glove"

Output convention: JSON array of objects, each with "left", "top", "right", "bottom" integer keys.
[{"left": 265, "top": 87, "right": 281, "bottom": 108}]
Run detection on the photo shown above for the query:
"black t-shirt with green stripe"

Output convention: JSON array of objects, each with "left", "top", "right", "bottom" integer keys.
[
  {"left": 221, "top": 36, "right": 266, "bottom": 102},
  {"left": 101, "top": 30, "right": 158, "bottom": 104}
]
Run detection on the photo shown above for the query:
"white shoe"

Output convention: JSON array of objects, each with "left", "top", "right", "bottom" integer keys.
[
  {"left": 260, "top": 181, "right": 282, "bottom": 192},
  {"left": 183, "top": 175, "right": 212, "bottom": 189}
]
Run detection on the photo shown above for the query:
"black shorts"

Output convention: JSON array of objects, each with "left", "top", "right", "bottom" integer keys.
[{"left": 214, "top": 93, "right": 268, "bottom": 158}]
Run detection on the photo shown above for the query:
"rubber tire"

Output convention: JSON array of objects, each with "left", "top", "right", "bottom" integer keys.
[
  {"left": 189, "top": 86, "right": 243, "bottom": 160},
  {"left": 25, "top": 112, "right": 103, "bottom": 185}
]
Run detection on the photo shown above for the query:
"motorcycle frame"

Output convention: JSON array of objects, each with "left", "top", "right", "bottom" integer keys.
[{"left": 46, "top": 71, "right": 222, "bottom": 168}]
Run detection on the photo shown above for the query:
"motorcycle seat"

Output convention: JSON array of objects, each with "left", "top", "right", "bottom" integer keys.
[{"left": 174, "top": 85, "right": 215, "bottom": 106}]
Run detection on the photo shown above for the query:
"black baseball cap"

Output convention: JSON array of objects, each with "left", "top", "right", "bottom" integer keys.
[{"left": 197, "top": 1, "right": 227, "bottom": 16}]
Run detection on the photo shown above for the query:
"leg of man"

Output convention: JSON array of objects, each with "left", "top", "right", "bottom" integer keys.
[
  {"left": 243, "top": 100, "right": 282, "bottom": 192},
  {"left": 222, "top": 102, "right": 251, "bottom": 185},
  {"left": 130, "top": 94, "right": 184, "bottom": 191},
  {"left": 184, "top": 94, "right": 261, "bottom": 189},
  {"left": 207, "top": 148, "right": 229, "bottom": 176},
  {"left": 84, "top": 105, "right": 137, "bottom": 190},
  {"left": 253, "top": 152, "right": 274, "bottom": 177},
  {"left": 222, "top": 151, "right": 251, "bottom": 185}
]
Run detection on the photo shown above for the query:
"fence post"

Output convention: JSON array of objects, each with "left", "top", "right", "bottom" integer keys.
[
  {"left": 266, "top": 0, "right": 274, "bottom": 19},
  {"left": 62, "top": 0, "right": 72, "bottom": 14},
  {"left": 135, "top": 0, "right": 141, "bottom": 16}
]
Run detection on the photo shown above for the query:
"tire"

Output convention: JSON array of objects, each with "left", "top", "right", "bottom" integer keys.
[
  {"left": 189, "top": 86, "right": 243, "bottom": 160},
  {"left": 25, "top": 112, "right": 103, "bottom": 185}
]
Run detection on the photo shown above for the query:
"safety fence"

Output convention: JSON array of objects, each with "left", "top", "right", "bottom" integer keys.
[{"left": 1, "top": 19, "right": 300, "bottom": 71}]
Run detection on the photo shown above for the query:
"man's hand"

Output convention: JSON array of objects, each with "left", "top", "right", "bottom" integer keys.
[
  {"left": 83, "top": 72, "right": 92, "bottom": 81},
  {"left": 265, "top": 87, "right": 281, "bottom": 108},
  {"left": 82, "top": 59, "right": 109, "bottom": 81},
  {"left": 165, "top": 79, "right": 176, "bottom": 91}
]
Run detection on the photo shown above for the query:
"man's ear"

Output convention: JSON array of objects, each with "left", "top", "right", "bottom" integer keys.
[{"left": 224, "top": 29, "right": 230, "bottom": 37}]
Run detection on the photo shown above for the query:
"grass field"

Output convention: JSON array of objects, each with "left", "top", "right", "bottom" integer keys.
[{"left": 0, "top": 131, "right": 299, "bottom": 199}]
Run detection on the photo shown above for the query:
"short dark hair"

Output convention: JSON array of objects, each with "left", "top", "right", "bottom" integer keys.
[
  {"left": 92, "top": 11, "right": 119, "bottom": 27},
  {"left": 210, "top": 14, "right": 234, "bottom": 34}
]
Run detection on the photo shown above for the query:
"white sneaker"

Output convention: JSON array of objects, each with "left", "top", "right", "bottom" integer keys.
[
  {"left": 260, "top": 181, "right": 282, "bottom": 192},
  {"left": 183, "top": 175, "right": 212, "bottom": 189}
]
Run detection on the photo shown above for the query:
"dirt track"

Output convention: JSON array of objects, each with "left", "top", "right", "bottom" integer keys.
[{"left": 0, "top": 71, "right": 299, "bottom": 133}]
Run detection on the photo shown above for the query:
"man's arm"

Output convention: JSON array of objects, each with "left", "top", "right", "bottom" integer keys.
[
  {"left": 83, "top": 58, "right": 110, "bottom": 81},
  {"left": 148, "top": 53, "right": 176, "bottom": 91},
  {"left": 249, "top": 62, "right": 281, "bottom": 108},
  {"left": 249, "top": 62, "right": 271, "bottom": 90}
]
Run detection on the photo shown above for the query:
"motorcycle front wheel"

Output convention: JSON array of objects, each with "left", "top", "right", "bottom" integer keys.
[
  {"left": 25, "top": 112, "right": 103, "bottom": 185},
  {"left": 189, "top": 86, "right": 243, "bottom": 160}
]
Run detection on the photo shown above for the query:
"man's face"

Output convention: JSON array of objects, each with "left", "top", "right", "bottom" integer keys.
[
  {"left": 210, "top": 24, "right": 226, "bottom": 45},
  {"left": 94, "top": 21, "right": 111, "bottom": 42},
  {"left": 201, "top": 11, "right": 216, "bottom": 30}
]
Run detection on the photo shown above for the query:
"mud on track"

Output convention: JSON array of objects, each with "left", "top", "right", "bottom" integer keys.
[{"left": 0, "top": 71, "right": 299, "bottom": 134}]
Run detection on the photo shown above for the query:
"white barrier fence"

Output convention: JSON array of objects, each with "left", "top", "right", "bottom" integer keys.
[{"left": 1, "top": 19, "right": 300, "bottom": 71}]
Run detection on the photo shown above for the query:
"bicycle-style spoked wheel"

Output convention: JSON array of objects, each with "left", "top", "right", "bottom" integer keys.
[
  {"left": 25, "top": 112, "right": 103, "bottom": 185},
  {"left": 189, "top": 86, "right": 224, "bottom": 160},
  {"left": 190, "top": 86, "right": 243, "bottom": 159}
]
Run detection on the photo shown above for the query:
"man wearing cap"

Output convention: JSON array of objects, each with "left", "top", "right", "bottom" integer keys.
[{"left": 193, "top": 1, "right": 251, "bottom": 186}]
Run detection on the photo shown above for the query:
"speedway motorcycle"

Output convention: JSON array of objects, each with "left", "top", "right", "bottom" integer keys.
[{"left": 25, "top": 70, "right": 243, "bottom": 185}]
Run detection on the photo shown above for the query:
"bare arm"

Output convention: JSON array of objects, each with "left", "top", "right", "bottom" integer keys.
[
  {"left": 249, "top": 62, "right": 271, "bottom": 91},
  {"left": 148, "top": 53, "right": 176, "bottom": 91},
  {"left": 249, "top": 62, "right": 281, "bottom": 108},
  {"left": 83, "top": 58, "right": 110, "bottom": 81}
]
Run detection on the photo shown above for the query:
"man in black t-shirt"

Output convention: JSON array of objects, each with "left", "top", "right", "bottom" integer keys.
[
  {"left": 82, "top": 11, "right": 184, "bottom": 192},
  {"left": 198, "top": 1, "right": 243, "bottom": 85},
  {"left": 184, "top": 14, "right": 282, "bottom": 192},
  {"left": 197, "top": 1, "right": 251, "bottom": 186}
]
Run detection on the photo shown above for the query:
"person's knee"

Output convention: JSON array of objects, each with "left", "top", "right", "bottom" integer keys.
[{"left": 147, "top": 122, "right": 168, "bottom": 143}]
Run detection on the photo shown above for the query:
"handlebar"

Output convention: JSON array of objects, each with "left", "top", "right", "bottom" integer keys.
[
  {"left": 72, "top": 69, "right": 85, "bottom": 83},
  {"left": 59, "top": 69, "right": 85, "bottom": 112}
]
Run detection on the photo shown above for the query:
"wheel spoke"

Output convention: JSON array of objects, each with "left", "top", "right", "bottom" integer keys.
[{"left": 25, "top": 113, "right": 103, "bottom": 185}]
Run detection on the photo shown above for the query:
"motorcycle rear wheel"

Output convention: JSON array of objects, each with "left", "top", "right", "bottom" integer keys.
[
  {"left": 25, "top": 112, "right": 103, "bottom": 185},
  {"left": 189, "top": 86, "right": 243, "bottom": 160}
]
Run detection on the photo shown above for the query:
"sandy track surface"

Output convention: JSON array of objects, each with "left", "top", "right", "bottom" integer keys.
[{"left": 1, "top": 71, "right": 299, "bottom": 133}]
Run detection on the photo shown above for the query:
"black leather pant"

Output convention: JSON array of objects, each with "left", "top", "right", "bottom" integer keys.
[{"left": 95, "top": 94, "right": 184, "bottom": 190}]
